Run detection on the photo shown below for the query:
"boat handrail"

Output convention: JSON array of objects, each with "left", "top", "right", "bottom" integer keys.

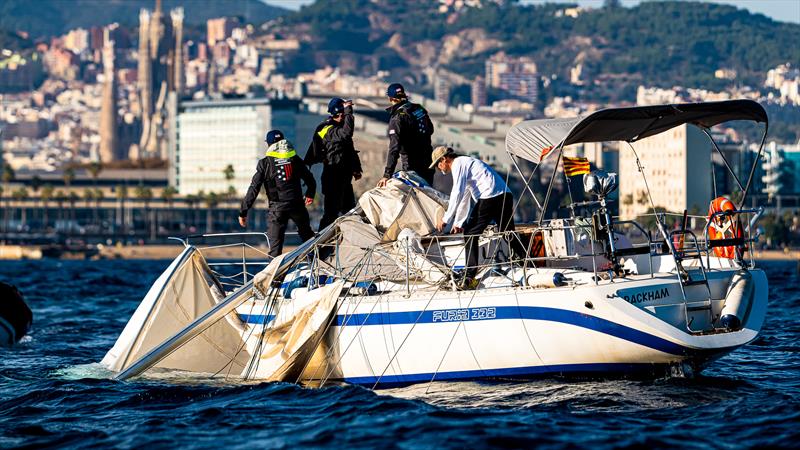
[
  {"left": 168, "top": 232, "right": 273, "bottom": 289},
  {"left": 702, "top": 207, "right": 763, "bottom": 269}
]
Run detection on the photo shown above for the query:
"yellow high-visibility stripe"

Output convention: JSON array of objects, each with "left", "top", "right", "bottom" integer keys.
[
  {"left": 266, "top": 149, "right": 296, "bottom": 158},
  {"left": 317, "top": 125, "right": 333, "bottom": 139}
]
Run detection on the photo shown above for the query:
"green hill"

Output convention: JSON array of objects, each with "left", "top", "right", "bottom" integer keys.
[
  {"left": 0, "top": 0, "right": 288, "bottom": 39},
  {"left": 280, "top": 0, "right": 800, "bottom": 91}
]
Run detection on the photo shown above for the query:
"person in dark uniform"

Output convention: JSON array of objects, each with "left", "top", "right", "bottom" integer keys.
[
  {"left": 376, "top": 83, "right": 435, "bottom": 187},
  {"left": 305, "top": 97, "right": 363, "bottom": 231},
  {"left": 239, "top": 130, "right": 316, "bottom": 257}
]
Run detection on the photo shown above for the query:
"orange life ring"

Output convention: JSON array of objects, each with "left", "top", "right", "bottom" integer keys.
[{"left": 707, "top": 196, "right": 743, "bottom": 259}]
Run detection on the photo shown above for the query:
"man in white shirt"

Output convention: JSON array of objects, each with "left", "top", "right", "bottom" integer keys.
[{"left": 433, "top": 146, "right": 522, "bottom": 288}]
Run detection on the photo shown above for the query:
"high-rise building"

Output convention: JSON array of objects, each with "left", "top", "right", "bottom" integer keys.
[
  {"left": 761, "top": 141, "right": 800, "bottom": 198},
  {"left": 434, "top": 73, "right": 450, "bottom": 105},
  {"left": 171, "top": 8, "right": 185, "bottom": 96},
  {"left": 485, "top": 52, "right": 538, "bottom": 103},
  {"left": 471, "top": 76, "right": 487, "bottom": 108},
  {"left": 207, "top": 17, "right": 236, "bottom": 46},
  {"left": 99, "top": 33, "right": 118, "bottom": 163},
  {"left": 137, "top": 0, "right": 183, "bottom": 160},
  {"left": 211, "top": 41, "right": 231, "bottom": 68},
  {"left": 89, "top": 27, "right": 104, "bottom": 51},
  {"left": 170, "top": 98, "right": 300, "bottom": 195},
  {"left": 618, "top": 124, "right": 711, "bottom": 219}
]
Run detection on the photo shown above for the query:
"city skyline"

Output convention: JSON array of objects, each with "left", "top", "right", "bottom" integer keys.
[{"left": 2, "top": 0, "right": 799, "bottom": 243}]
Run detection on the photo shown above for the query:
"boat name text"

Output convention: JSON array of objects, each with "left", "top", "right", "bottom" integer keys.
[
  {"left": 432, "top": 307, "right": 496, "bottom": 322},
  {"left": 620, "top": 287, "right": 670, "bottom": 304}
]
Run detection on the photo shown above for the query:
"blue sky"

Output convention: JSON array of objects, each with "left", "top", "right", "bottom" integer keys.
[{"left": 263, "top": 0, "right": 800, "bottom": 24}]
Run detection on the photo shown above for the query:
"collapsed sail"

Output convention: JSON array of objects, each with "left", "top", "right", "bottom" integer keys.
[
  {"left": 102, "top": 247, "right": 250, "bottom": 374},
  {"left": 359, "top": 175, "right": 447, "bottom": 241},
  {"left": 251, "top": 281, "right": 343, "bottom": 382}
]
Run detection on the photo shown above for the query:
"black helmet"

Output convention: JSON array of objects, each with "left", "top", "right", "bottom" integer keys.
[{"left": 327, "top": 97, "right": 345, "bottom": 115}]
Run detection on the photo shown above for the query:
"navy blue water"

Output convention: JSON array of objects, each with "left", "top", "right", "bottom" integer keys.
[{"left": 1, "top": 259, "right": 798, "bottom": 449}]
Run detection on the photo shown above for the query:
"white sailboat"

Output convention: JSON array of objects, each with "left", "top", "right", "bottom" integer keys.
[{"left": 102, "top": 100, "right": 770, "bottom": 388}]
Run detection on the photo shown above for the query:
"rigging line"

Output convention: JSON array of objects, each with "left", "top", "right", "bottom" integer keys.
[
  {"left": 424, "top": 283, "right": 484, "bottom": 394},
  {"left": 510, "top": 155, "right": 543, "bottom": 211},
  {"left": 561, "top": 154, "right": 576, "bottom": 219},
  {"left": 297, "top": 247, "right": 374, "bottom": 386},
  {"left": 322, "top": 242, "right": 429, "bottom": 387},
  {"left": 210, "top": 289, "right": 266, "bottom": 380},
  {"left": 224, "top": 298, "right": 264, "bottom": 380},
  {"left": 318, "top": 258, "right": 389, "bottom": 388},
  {"left": 625, "top": 141, "right": 682, "bottom": 267},
  {"left": 244, "top": 283, "right": 283, "bottom": 380},
  {"left": 625, "top": 142, "right": 662, "bottom": 225},
  {"left": 741, "top": 122, "right": 769, "bottom": 208},
  {"left": 538, "top": 144, "right": 565, "bottom": 226},
  {"left": 512, "top": 277, "right": 544, "bottom": 362},
  {"left": 425, "top": 228, "right": 512, "bottom": 394},
  {"left": 701, "top": 128, "right": 744, "bottom": 193},
  {"left": 318, "top": 243, "right": 375, "bottom": 354},
  {"left": 244, "top": 292, "right": 273, "bottom": 379},
  {"left": 711, "top": 150, "right": 718, "bottom": 200},
  {"left": 370, "top": 279, "right": 447, "bottom": 390},
  {"left": 496, "top": 164, "right": 526, "bottom": 267}
]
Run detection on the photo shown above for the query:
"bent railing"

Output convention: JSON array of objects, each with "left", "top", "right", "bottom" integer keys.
[{"left": 169, "top": 232, "right": 272, "bottom": 292}]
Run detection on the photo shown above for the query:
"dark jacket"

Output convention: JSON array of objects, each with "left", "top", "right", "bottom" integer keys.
[
  {"left": 383, "top": 100, "right": 434, "bottom": 179},
  {"left": 304, "top": 105, "right": 362, "bottom": 173},
  {"left": 239, "top": 140, "right": 316, "bottom": 217}
]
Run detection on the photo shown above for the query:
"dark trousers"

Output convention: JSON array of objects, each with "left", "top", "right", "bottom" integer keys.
[
  {"left": 410, "top": 164, "right": 434, "bottom": 185},
  {"left": 319, "top": 168, "right": 355, "bottom": 231},
  {"left": 268, "top": 201, "right": 315, "bottom": 257},
  {"left": 463, "top": 192, "right": 522, "bottom": 278}
]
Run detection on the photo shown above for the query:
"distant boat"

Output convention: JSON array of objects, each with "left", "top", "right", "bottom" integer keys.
[
  {"left": 0, "top": 282, "right": 33, "bottom": 346},
  {"left": 102, "top": 100, "right": 770, "bottom": 388}
]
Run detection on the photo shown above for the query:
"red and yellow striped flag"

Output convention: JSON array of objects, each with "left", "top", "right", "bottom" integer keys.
[{"left": 562, "top": 156, "right": 590, "bottom": 177}]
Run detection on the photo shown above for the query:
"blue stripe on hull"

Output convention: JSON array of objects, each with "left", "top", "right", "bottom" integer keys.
[
  {"left": 239, "top": 306, "right": 687, "bottom": 356},
  {"left": 341, "top": 363, "right": 669, "bottom": 388},
  {"left": 335, "top": 306, "right": 685, "bottom": 355}
]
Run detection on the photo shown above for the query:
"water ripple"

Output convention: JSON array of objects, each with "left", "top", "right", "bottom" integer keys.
[{"left": 0, "top": 259, "right": 798, "bottom": 448}]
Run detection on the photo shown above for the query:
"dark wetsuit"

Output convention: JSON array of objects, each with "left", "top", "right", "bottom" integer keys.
[
  {"left": 240, "top": 141, "right": 316, "bottom": 257},
  {"left": 305, "top": 105, "right": 362, "bottom": 231},
  {"left": 384, "top": 100, "right": 435, "bottom": 184}
]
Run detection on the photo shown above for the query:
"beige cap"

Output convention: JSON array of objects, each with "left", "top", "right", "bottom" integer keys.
[{"left": 429, "top": 145, "right": 454, "bottom": 169}]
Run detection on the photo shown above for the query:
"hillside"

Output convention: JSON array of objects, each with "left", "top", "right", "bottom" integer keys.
[
  {"left": 0, "top": 0, "right": 288, "bottom": 39},
  {"left": 279, "top": 0, "right": 800, "bottom": 93}
]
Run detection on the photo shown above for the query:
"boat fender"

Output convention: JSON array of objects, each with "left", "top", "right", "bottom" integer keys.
[
  {"left": 284, "top": 276, "right": 309, "bottom": 299},
  {"left": 527, "top": 272, "right": 567, "bottom": 288},
  {"left": 720, "top": 270, "right": 753, "bottom": 331},
  {"left": 350, "top": 282, "right": 378, "bottom": 296},
  {"left": 0, "top": 282, "right": 33, "bottom": 346}
]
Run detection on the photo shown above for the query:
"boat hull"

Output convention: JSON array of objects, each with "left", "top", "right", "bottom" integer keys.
[{"left": 261, "top": 269, "right": 769, "bottom": 387}]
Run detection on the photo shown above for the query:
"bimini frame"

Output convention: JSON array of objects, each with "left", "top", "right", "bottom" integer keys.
[
  {"left": 505, "top": 100, "right": 768, "bottom": 223},
  {"left": 505, "top": 100, "right": 769, "bottom": 260}
]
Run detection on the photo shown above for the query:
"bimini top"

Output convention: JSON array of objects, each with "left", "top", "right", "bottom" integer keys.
[{"left": 505, "top": 99, "right": 768, "bottom": 163}]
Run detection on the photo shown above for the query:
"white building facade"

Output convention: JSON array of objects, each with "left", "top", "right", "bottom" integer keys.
[
  {"left": 619, "top": 124, "right": 711, "bottom": 219},
  {"left": 170, "top": 98, "right": 300, "bottom": 196}
]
